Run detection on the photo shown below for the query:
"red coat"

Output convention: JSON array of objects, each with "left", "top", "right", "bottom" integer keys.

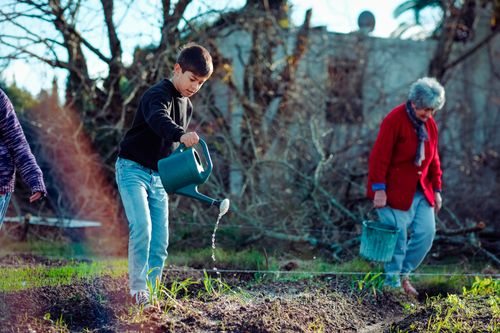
[{"left": 367, "top": 103, "right": 442, "bottom": 211}]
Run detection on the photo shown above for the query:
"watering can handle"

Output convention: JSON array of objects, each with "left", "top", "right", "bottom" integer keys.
[
  {"left": 198, "top": 138, "right": 213, "bottom": 182},
  {"left": 172, "top": 142, "right": 186, "bottom": 155},
  {"left": 171, "top": 138, "right": 213, "bottom": 182}
]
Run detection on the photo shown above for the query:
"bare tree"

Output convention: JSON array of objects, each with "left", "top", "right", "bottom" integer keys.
[
  {"left": 1, "top": 1, "right": 498, "bottom": 262},
  {"left": 393, "top": 0, "right": 499, "bottom": 80},
  {"left": 0, "top": 0, "right": 194, "bottom": 165}
]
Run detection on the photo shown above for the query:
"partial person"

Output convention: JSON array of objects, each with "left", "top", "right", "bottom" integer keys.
[
  {"left": 0, "top": 88, "right": 46, "bottom": 230},
  {"left": 115, "top": 43, "right": 213, "bottom": 307},
  {"left": 366, "top": 77, "right": 445, "bottom": 297}
]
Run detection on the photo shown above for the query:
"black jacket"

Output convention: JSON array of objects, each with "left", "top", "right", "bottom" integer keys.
[{"left": 118, "top": 79, "right": 192, "bottom": 170}]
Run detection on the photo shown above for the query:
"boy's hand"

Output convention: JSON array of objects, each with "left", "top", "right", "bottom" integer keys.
[{"left": 180, "top": 132, "right": 199, "bottom": 147}]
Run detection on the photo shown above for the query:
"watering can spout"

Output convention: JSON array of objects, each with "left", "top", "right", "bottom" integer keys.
[
  {"left": 175, "top": 184, "right": 219, "bottom": 207},
  {"left": 175, "top": 186, "right": 230, "bottom": 215}
]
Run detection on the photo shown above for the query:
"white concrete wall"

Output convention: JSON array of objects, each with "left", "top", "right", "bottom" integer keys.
[{"left": 208, "top": 22, "right": 500, "bottom": 200}]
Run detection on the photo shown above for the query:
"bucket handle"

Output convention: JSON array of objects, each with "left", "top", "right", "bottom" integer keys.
[
  {"left": 368, "top": 207, "right": 399, "bottom": 230},
  {"left": 374, "top": 205, "right": 399, "bottom": 230},
  {"left": 389, "top": 208, "right": 398, "bottom": 229}
]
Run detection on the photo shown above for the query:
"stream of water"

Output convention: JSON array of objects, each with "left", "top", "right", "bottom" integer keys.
[{"left": 211, "top": 199, "right": 230, "bottom": 278}]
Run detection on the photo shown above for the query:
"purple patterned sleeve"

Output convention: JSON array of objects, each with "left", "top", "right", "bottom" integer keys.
[{"left": 0, "top": 89, "right": 47, "bottom": 195}]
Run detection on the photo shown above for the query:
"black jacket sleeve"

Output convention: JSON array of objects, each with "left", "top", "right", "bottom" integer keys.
[{"left": 142, "top": 93, "right": 185, "bottom": 142}]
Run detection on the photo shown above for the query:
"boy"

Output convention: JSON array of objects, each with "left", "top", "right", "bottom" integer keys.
[
  {"left": 0, "top": 88, "right": 46, "bottom": 230},
  {"left": 115, "top": 43, "right": 213, "bottom": 306}
]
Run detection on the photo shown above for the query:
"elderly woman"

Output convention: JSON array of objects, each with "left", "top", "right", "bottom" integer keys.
[{"left": 366, "top": 77, "right": 445, "bottom": 297}]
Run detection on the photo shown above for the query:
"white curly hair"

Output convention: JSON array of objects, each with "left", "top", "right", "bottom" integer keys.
[{"left": 408, "top": 77, "right": 446, "bottom": 110}]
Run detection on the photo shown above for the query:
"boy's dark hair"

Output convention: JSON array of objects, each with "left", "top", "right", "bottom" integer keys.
[{"left": 177, "top": 43, "right": 213, "bottom": 77}]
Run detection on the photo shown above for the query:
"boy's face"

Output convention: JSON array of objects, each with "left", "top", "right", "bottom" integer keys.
[{"left": 172, "top": 63, "right": 211, "bottom": 98}]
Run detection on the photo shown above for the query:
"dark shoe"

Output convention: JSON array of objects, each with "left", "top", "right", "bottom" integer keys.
[{"left": 402, "top": 278, "right": 419, "bottom": 297}]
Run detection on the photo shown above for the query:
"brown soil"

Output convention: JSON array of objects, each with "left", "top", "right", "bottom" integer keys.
[
  {"left": 7, "top": 254, "right": 495, "bottom": 333},
  {"left": 1, "top": 275, "right": 408, "bottom": 333},
  {"left": 0, "top": 254, "right": 413, "bottom": 333}
]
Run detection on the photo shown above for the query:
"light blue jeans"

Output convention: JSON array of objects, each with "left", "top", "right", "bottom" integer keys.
[
  {"left": 377, "top": 190, "right": 436, "bottom": 287},
  {"left": 0, "top": 193, "right": 12, "bottom": 231},
  {"left": 115, "top": 157, "right": 169, "bottom": 295}
]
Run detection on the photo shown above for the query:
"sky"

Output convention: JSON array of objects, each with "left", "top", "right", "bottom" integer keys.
[{"left": 2, "top": 0, "right": 440, "bottom": 95}]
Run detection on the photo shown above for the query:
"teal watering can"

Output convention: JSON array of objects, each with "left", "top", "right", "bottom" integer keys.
[{"left": 157, "top": 138, "right": 228, "bottom": 211}]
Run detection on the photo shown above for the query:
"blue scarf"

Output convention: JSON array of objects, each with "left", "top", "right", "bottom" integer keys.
[{"left": 405, "top": 100, "right": 428, "bottom": 167}]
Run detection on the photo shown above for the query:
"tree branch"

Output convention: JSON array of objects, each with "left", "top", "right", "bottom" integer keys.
[
  {"left": 444, "top": 29, "right": 499, "bottom": 71},
  {"left": 437, "top": 221, "right": 485, "bottom": 236}
]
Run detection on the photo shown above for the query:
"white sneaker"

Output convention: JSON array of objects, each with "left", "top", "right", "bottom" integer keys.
[{"left": 133, "top": 290, "right": 150, "bottom": 307}]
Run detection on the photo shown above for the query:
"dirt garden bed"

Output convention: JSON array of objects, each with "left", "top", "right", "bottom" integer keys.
[{"left": 0, "top": 254, "right": 497, "bottom": 332}]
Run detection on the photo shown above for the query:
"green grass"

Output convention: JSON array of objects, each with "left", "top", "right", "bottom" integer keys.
[
  {"left": 403, "top": 263, "right": 488, "bottom": 295},
  {"left": 0, "top": 259, "right": 127, "bottom": 292},
  {"left": 0, "top": 238, "right": 494, "bottom": 297},
  {"left": 351, "top": 258, "right": 494, "bottom": 295},
  {"left": 168, "top": 247, "right": 266, "bottom": 270},
  {"left": 464, "top": 276, "right": 499, "bottom": 297},
  {"left": 392, "top": 277, "right": 499, "bottom": 332},
  {"left": 333, "top": 257, "right": 374, "bottom": 272},
  {"left": 0, "top": 239, "right": 89, "bottom": 258}
]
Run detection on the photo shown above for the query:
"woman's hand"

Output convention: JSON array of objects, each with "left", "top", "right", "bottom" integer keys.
[
  {"left": 373, "top": 190, "right": 387, "bottom": 208},
  {"left": 29, "top": 192, "right": 44, "bottom": 203},
  {"left": 180, "top": 132, "right": 199, "bottom": 147},
  {"left": 434, "top": 192, "right": 442, "bottom": 213}
]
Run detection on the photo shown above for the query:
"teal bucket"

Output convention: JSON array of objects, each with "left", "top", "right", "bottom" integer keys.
[{"left": 360, "top": 220, "right": 399, "bottom": 262}]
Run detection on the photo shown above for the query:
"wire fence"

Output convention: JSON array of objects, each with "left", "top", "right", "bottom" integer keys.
[{"left": 163, "top": 267, "right": 500, "bottom": 278}]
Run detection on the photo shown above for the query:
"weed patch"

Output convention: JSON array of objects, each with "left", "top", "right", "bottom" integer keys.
[{"left": 390, "top": 277, "right": 499, "bottom": 332}]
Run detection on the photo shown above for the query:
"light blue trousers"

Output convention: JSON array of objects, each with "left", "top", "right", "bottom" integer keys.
[
  {"left": 377, "top": 190, "right": 436, "bottom": 287},
  {"left": 115, "top": 157, "right": 169, "bottom": 295},
  {"left": 0, "top": 193, "right": 12, "bottom": 231}
]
